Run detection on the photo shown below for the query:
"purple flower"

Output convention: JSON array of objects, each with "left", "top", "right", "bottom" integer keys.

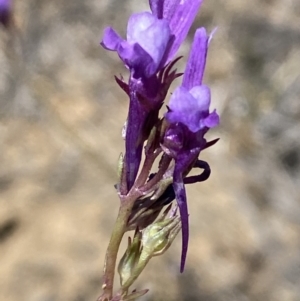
[
  {"left": 166, "top": 28, "right": 220, "bottom": 138},
  {"left": 101, "top": 12, "right": 172, "bottom": 78},
  {"left": 0, "top": 0, "right": 11, "bottom": 27},
  {"left": 166, "top": 85, "right": 219, "bottom": 133},
  {"left": 163, "top": 27, "right": 219, "bottom": 272},
  {"left": 101, "top": 0, "right": 205, "bottom": 191},
  {"left": 102, "top": 0, "right": 204, "bottom": 78}
]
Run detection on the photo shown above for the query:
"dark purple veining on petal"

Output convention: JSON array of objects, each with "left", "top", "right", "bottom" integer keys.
[
  {"left": 167, "top": 0, "right": 203, "bottom": 63},
  {"left": 149, "top": 0, "right": 181, "bottom": 20},
  {"left": 182, "top": 27, "right": 208, "bottom": 89}
]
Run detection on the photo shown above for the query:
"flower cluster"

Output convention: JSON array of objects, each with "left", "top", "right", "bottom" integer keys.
[{"left": 101, "top": 0, "right": 219, "bottom": 276}]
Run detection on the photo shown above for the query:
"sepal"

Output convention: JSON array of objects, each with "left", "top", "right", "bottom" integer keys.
[
  {"left": 116, "top": 153, "right": 127, "bottom": 195},
  {"left": 118, "top": 231, "right": 142, "bottom": 286}
]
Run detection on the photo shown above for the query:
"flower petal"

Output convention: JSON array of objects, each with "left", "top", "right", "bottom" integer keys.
[
  {"left": 173, "top": 167, "right": 189, "bottom": 272},
  {"left": 149, "top": 0, "right": 181, "bottom": 20},
  {"left": 101, "top": 13, "right": 171, "bottom": 78},
  {"left": 168, "top": 86, "right": 195, "bottom": 114},
  {"left": 166, "top": 85, "right": 212, "bottom": 133},
  {"left": 167, "top": 0, "right": 203, "bottom": 62},
  {"left": 100, "top": 27, "right": 123, "bottom": 51},
  {"left": 118, "top": 42, "right": 155, "bottom": 77},
  {"left": 127, "top": 12, "right": 171, "bottom": 72},
  {"left": 182, "top": 27, "right": 209, "bottom": 90},
  {"left": 203, "top": 109, "right": 220, "bottom": 128},
  {"left": 189, "top": 85, "right": 211, "bottom": 112}
]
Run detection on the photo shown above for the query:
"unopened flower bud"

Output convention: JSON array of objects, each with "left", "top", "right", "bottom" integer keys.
[
  {"left": 141, "top": 215, "right": 181, "bottom": 257},
  {"left": 118, "top": 231, "right": 142, "bottom": 286}
]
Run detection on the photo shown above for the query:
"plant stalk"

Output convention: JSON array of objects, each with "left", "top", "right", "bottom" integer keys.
[{"left": 99, "top": 190, "right": 140, "bottom": 301}]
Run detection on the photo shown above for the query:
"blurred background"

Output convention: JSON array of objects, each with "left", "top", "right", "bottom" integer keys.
[{"left": 0, "top": 0, "right": 300, "bottom": 300}]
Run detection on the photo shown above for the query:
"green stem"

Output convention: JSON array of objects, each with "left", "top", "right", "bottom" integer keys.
[
  {"left": 101, "top": 205, "right": 128, "bottom": 299},
  {"left": 99, "top": 152, "right": 169, "bottom": 300},
  {"left": 100, "top": 192, "right": 140, "bottom": 300}
]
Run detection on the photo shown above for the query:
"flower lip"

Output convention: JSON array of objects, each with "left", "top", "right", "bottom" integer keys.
[
  {"left": 165, "top": 85, "right": 219, "bottom": 133},
  {"left": 101, "top": 12, "right": 172, "bottom": 78},
  {"left": 127, "top": 12, "right": 171, "bottom": 68}
]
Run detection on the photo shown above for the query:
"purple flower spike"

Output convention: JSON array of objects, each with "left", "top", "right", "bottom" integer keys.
[
  {"left": 101, "top": 1, "right": 208, "bottom": 192},
  {"left": 0, "top": 0, "right": 12, "bottom": 27},
  {"left": 101, "top": 12, "right": 171, "bottom": 78}
]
